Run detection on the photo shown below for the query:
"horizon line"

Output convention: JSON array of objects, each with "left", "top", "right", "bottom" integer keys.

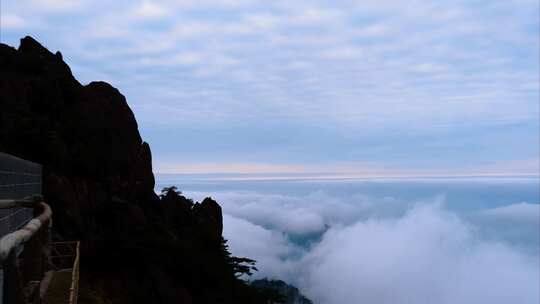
[{"left": 153, "top": 172, "right": 540, "bottom": 182}]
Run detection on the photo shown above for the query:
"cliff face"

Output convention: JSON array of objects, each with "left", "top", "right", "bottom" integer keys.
[
  {"left": 0, "top": 37, "right": 270, "bottom": 304},
  {"left": 0, "top": 37, "right": 156, "bottom": 239}
]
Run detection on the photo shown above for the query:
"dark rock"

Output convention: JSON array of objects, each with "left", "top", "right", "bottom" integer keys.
[
  {"left": 0, "top": 36, "right": 159, "bottom": 239},
  {"left": 0, "top": 36, "right": 272, "bottom": 304},
  {"left": 194, "top": 197, "right": 223, "bottom": 241},
  {"left": 161, "top": 188, "right": 194, "bottom": 227},
  {"left": 251, "top": 279, "right": 314, "bottom": 304}
]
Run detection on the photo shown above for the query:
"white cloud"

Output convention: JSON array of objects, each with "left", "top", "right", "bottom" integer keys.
[
  {"left": 21, "top": 0, "right": 87, "bottom": 12},
  {"left": 132, "top": 52, "right": 204, "bottom": 67},
  {"left": 169, "top": 0, "right": 258, "bottom": 9},
  {"left": 170, "top": 21, "right": 257, "bottom": 39},
  {"left": 320, "top": 46, "right": 363, "bottom": 60},
  {"left": 223, "top": 214, "right": 301, "bottom": 279},
  {"left": 185, "top": 189, "right": 431, "bottom": 237},
  {"left": 130, "top": 1, "right": 169, "bottom": 20},
  {"left": 301, "top": 204, "right": 538, "bottom": 304},
  {"left": 2, "top": 0, "right": 537, "bottom": 169},
  {"left": 480, "top": 202, "right": 540, "bottom": 223},
  {"left": 1, "top": 14, "right": 27, "bottom": 29},
  {"left": 410, "top": 63, "right": 449, "bottom": 74},
  {"left": 194, "top": 191, "right": 330, "bottom": 236},
  {"left": 473, "top": 202, "right": 540, "bottom": 246},
  {"left": 244, "top": 13, "right": 280, "bottom": 29},
  {"left": 203, "top": 188, "right": 539, "bottom": 304},
  {"left": 354, "top": 23, "right": 393, "bottom": 38},
  {"left": 289, "top": 8, "right": 344, "bottom": 26}
]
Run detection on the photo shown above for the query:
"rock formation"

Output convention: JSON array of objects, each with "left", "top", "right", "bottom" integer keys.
[{"left": 0, "top": 36, "right": 276, "bottom": 304}]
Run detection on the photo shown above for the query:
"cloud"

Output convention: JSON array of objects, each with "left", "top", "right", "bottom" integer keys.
[
  {"left": 223, "top": 214, "right": 302, "bottom": 279},
  {"left": 410, "top": 63, "right": 449, "bottom": 74},
  {"left": 319, "top": 46, "right": 363, "bottom": 60},
  {"left": 288, "top": 8, "right": 344, "bottom": 26},
  {"left": 130, "top": 1, "right": 169, "bottom": 20},
  {"left": 191, "top": 191, "right": 332, "bottom": 236},
  {"left": 354, "top": 23, "right": 393, "bottom": 38},
  {"left": 202, "top": 188, "right": 539, "bottom": 304},
  {"left": 301, "top": 204, "right": 539, "bottom": 304},
  {"left": 480, "top": 202, "right": 540, "bottom": 223},
  {"left": 1, "top": 0, "right": 537, "bottom": 172},
  {"left": 1, "top": 14, "right": 27, "bottom": 29},
  {"left": 19, "top": 0, "right": 88, "bottom": 13},
  {"left": 473, "top": 202, "right": 540, "bottom": 247}
]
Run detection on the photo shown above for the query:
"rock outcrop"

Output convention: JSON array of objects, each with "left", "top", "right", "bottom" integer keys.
[
  {"left": 0, "top": 36, "right": 157, "bottom": 239},
  {"left": 0, "top": 36, "right": 274, "bottom": 304},
  {"left": 251, "top": 279, "right": 314, "bottom": 304}
]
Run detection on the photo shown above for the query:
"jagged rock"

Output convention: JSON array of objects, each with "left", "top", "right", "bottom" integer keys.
[
  {"left": 0, "top": 36, "right": 158, "bottom": 240},
  {"left": 131, "top": 142, "right": 157, "bottom": 202},
  {"left": 0, "top": 36, "right": 272, "bottom": 304},
  {"left": 194, "top": 197, "right": 224, "bottom": 241},
  {"left": 161, "top": 188, "right": 195, "bottom": 227}
]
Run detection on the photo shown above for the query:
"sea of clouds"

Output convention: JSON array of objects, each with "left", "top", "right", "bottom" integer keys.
[{"left": 185, "top": 188, "right": 539, "bottom": 304}]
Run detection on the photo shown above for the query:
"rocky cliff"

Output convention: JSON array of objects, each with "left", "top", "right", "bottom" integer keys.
[{"left": 0, "top": 37, "right": 275, "bottom": 304}]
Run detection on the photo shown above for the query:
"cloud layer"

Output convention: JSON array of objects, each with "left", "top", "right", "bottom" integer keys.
[
  {"left": 187, "top": 189, "right": 539, "bottom": 304},
  {"left": 1, "top": 0, "right": 538, "bottom": 173},
  {"left": 3, "top": 0, "right": 537, "bottom": 129},
  {"left": 301, "top": 204, "right": 538, "bottom": 304}
]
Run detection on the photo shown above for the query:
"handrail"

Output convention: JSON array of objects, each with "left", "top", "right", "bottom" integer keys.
[
  {"left": 0, "top": 194, "right": 43, "bottom": 209},
  {"left": 50, "top": 240, "right": 80, "bottom": 304},
  {"left": 68, "top": 241, "right": 80, "bottom": 304},
  {"left": 0, "top": 199, "right": 52, "bottom": 262}
]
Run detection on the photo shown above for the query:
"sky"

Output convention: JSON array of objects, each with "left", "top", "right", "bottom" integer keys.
[{"left": 1, "top": 0, "right": 538, "bottom": 177}]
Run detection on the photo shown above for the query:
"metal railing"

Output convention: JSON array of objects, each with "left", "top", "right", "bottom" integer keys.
[
  {"left": 0, "top": 198, "right": 38, "bottom": 248},
  {"left": 0, "top": 195, "right": 52, "bottom": 304},
  {"left": 50, "top": 241, "right": 80, "bottom": 304},
  {"left": 0, "top": 197, "right": 81, "bottom": 304},
  {"left": 0, "top": 196, "right": 52, "bottom": 262},
  {"left": 69, "top": 242, "right": 80, "bottom": 304}
]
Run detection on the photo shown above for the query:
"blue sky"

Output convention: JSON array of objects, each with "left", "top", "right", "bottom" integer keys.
[{"left": 1, "top": 0, "right": 538, "bottom": 176}]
